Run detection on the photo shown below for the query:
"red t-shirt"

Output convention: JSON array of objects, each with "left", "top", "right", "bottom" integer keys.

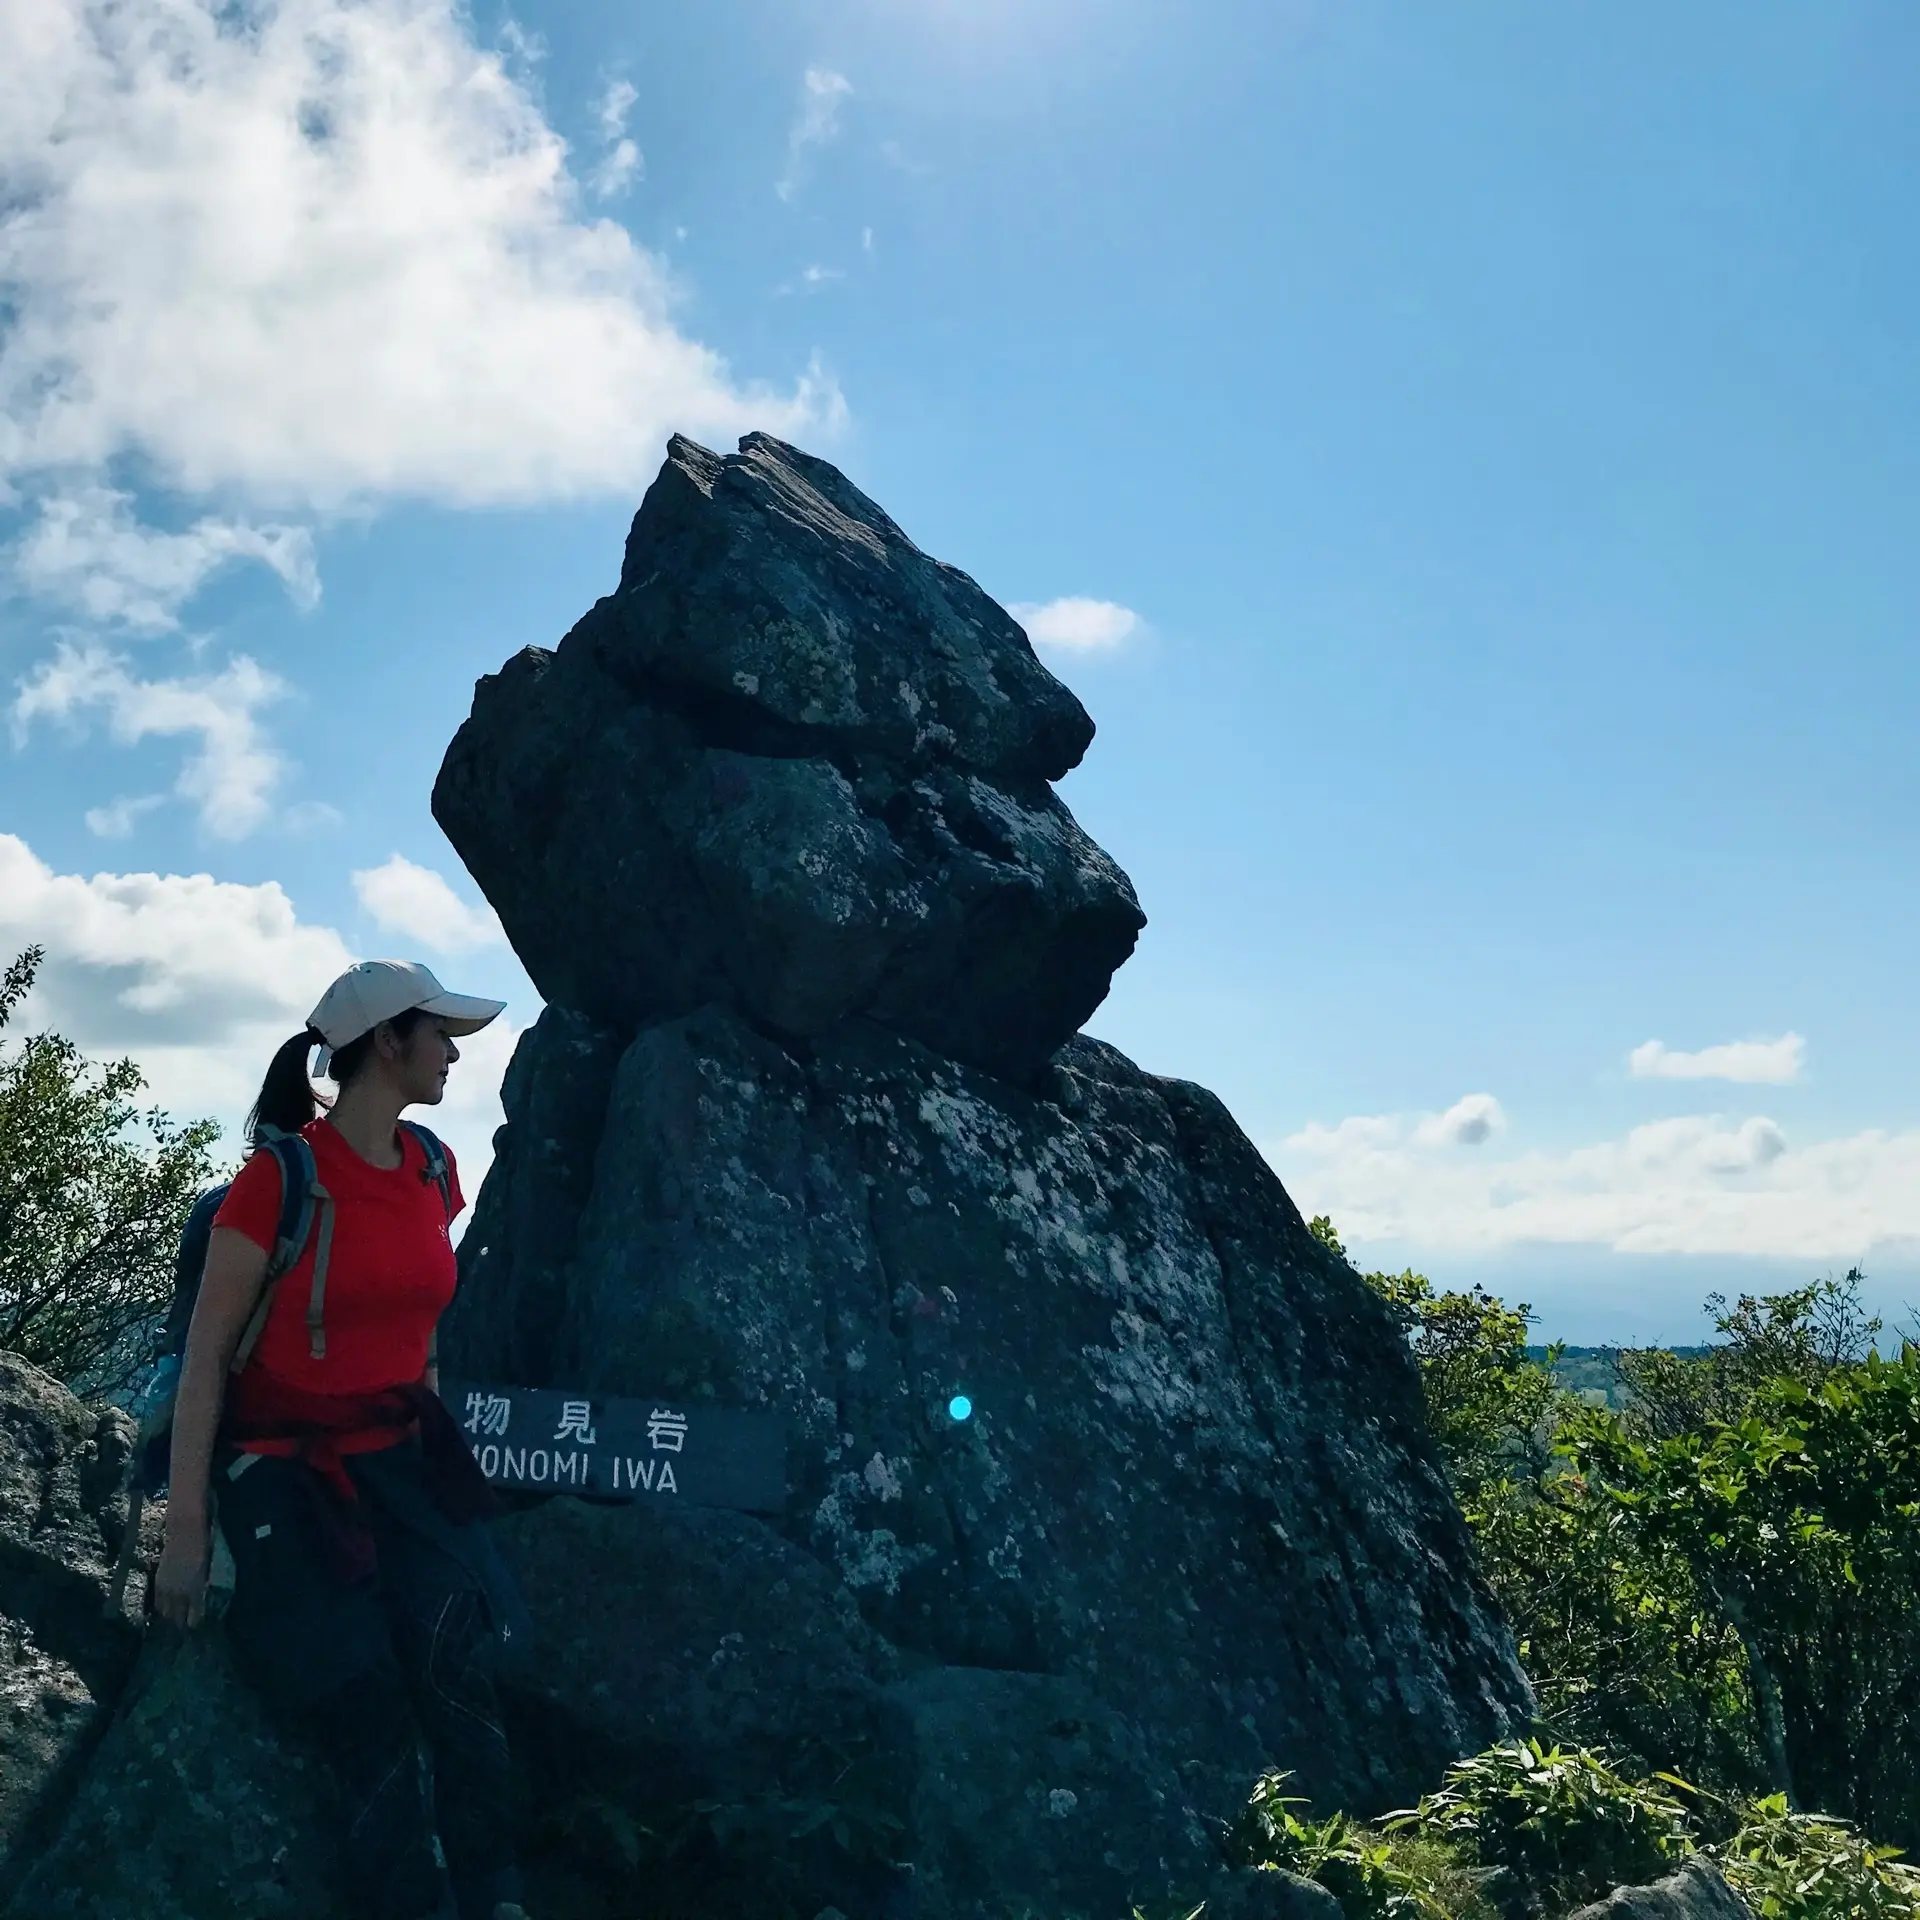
[{"left": 213, "top": 1119, "right": 465, "bottom": 1396}]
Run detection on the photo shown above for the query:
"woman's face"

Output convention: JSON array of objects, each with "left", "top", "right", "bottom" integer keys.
[{"left": 393, "top": 1016, "right": 460, "bottom": 1106}]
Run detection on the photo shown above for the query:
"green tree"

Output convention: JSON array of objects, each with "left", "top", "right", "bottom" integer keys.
[
  {"left": 1615, "top": 1277, "right": 1879, "bottom": 1439},
  {"left": 0, "top": 947, "right": 221, "bottom": 1396},
  {"left": 1466, "top": 1430, "right": 1757, "bottom": 1798},
  {"left": 1568, "top": 1345, "right": 1920, "bottom": 1842}
]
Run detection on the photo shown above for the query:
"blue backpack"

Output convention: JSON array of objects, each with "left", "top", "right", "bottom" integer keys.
[{"left": 131, "top": 1121, "right": 453, "bottom": 1498}]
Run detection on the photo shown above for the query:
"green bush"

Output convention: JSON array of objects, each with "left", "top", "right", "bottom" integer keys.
[
  {"left": 1719, "top": 1795, "right": 1920, "bottom": 1920},
  {"left": 1218, "top": 1750, "right": 1920, "bottom": 1920},
  {"left": 1229, "top": 1773, "right": 1427, "bottom": 1919},
  {"left": 1389, "top": 1739, "right": 1690, "bottom": 1918}
]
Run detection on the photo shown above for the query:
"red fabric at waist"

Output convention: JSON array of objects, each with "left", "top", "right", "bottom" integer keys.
[
  {"left": 221, "top": 1368, "right": 495, "bottom": 1584},
  {"left": 225, "top": 1368, "right": 425, "bottom": 1500},
  {"left": 237, "top": 1430, "right": 412, "bottom": 1460}
]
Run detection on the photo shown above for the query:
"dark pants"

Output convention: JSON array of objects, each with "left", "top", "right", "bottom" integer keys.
[{"left": 216, "top": 1447, "right": 524, "bottom": 1920}]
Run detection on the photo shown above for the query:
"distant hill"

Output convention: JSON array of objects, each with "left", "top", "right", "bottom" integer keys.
[{"left": 1526, "top": 1344, "right": 1716, "bottom": 1410}]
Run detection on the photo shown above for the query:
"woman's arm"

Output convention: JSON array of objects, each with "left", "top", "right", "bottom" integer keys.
[{"left": 152, "top": 1226, "right": 270, "bottom": 1630}]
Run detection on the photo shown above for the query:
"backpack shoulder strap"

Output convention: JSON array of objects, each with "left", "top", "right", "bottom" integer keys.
[
  {"left": 399, "top": 1120, "right": 455, "bottom": 1220},
  {"left": 403, "top": 1122, "right": 459, "bottom": 1359},
  {"left": 265, "top": 1135, "right": 319, "bottom": 1280},
  {"left": 230, "top": 1135, "right": 331, "bottom": 1372}
]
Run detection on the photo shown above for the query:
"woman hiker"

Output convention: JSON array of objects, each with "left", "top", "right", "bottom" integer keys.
[{"left": 154, "top": 959, "right": 532, "bottom": 1920}]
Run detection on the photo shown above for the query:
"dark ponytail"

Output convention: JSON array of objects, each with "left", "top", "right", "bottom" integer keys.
[
  {"left": 247, "top": 1028, "right": 328, "bottom": 1146},
  {"left": 246, "top": 1007, "right": 431, "bottom": 1146}
]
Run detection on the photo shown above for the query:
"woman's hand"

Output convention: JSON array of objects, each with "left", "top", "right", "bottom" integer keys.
[
  {"left": 157, "top": 1223, "right": 270, "bottom": 1632},
  {"left": 153, "top": 1504, "right": 212, "bottom": 1630}
]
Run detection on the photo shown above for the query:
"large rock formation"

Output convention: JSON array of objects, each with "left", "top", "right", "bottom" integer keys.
[
  {"left": 432, "top": 433, "right": 1532, "bottom": 1915},
  {"left": 0, "top": 434, "right": 1530, "bottom": 1920}
]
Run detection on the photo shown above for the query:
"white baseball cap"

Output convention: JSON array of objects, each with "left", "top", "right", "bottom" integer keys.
[{"left": 307, "top": 960, "right": 506, "bottom": 1049}]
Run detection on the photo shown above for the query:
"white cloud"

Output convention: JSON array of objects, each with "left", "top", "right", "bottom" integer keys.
[
  {"left": 777, "top": 66, "right": 852, "bottom": 201},
  {"left": 590, "top": 78, "right": 641, "bottom": 198},
  {"left": 2, "top": 0, "right": 837, "bottom": 823},
  {"left": 1630, "top": 1034, "right": 1805, "bottom": 1085},
  {"left": 777, "top": 262, "right": 845, "bottom": 298},
  {"left": 284, "top": 800, "right": 346, "bottom": 835},
  {"left": 0, "top": 0, "right": 823, "bottom": 514},
  {"left": 0, "top": 830, "right": 352, "bottom": 1125},
  {"left": 1414, "top": 1092, "right": 1506, "bottom": 1147},
  {"left": 1274, "top": 1098, "right": 1920, "bottom": 1262},
  {"left": 1010, "top": 597, "right": 1142, "bottom": 654},
  {"left": 15, "top": 643, "right": 289, "bottom": 839},
  {"left": 14, "top": 487, "right": 319, "bottom": 632},
  {"left": 3, "top": 0, "right": 842, "bottom": 812},
  {"left": 353, "top": 853, "right": 504, "bottom": 953},
  {"left": 598, "top": 78, "right": 638, "bottom": 137},
  {"left": 84, "top": 794, "right": 166, "bottom": 839},
  {"left": 0, "top": 833, "right": 523, "bottom": 1192}
]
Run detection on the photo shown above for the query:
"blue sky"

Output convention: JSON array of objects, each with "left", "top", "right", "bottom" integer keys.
[{"left": 3, "top": 0, "right": 1916, "bottom": 1341}]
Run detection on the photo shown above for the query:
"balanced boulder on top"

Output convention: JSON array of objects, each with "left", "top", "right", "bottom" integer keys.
[{"left": 434, "top": 431, "right": 1145, "bottom": 1085}]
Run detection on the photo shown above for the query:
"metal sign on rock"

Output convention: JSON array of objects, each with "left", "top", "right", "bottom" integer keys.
[{"left": 444, "top": 1381, "right": 786, "bottom": 1513}]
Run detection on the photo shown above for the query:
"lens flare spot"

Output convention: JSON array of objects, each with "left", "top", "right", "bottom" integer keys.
[{"left": 948, "top": 1394, "right": 973, "bottom": 1423}]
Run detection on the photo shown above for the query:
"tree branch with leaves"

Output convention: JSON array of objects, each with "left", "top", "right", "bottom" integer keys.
[{"left": 0, "top": 948, "right": 221, "bottom": 1397}]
